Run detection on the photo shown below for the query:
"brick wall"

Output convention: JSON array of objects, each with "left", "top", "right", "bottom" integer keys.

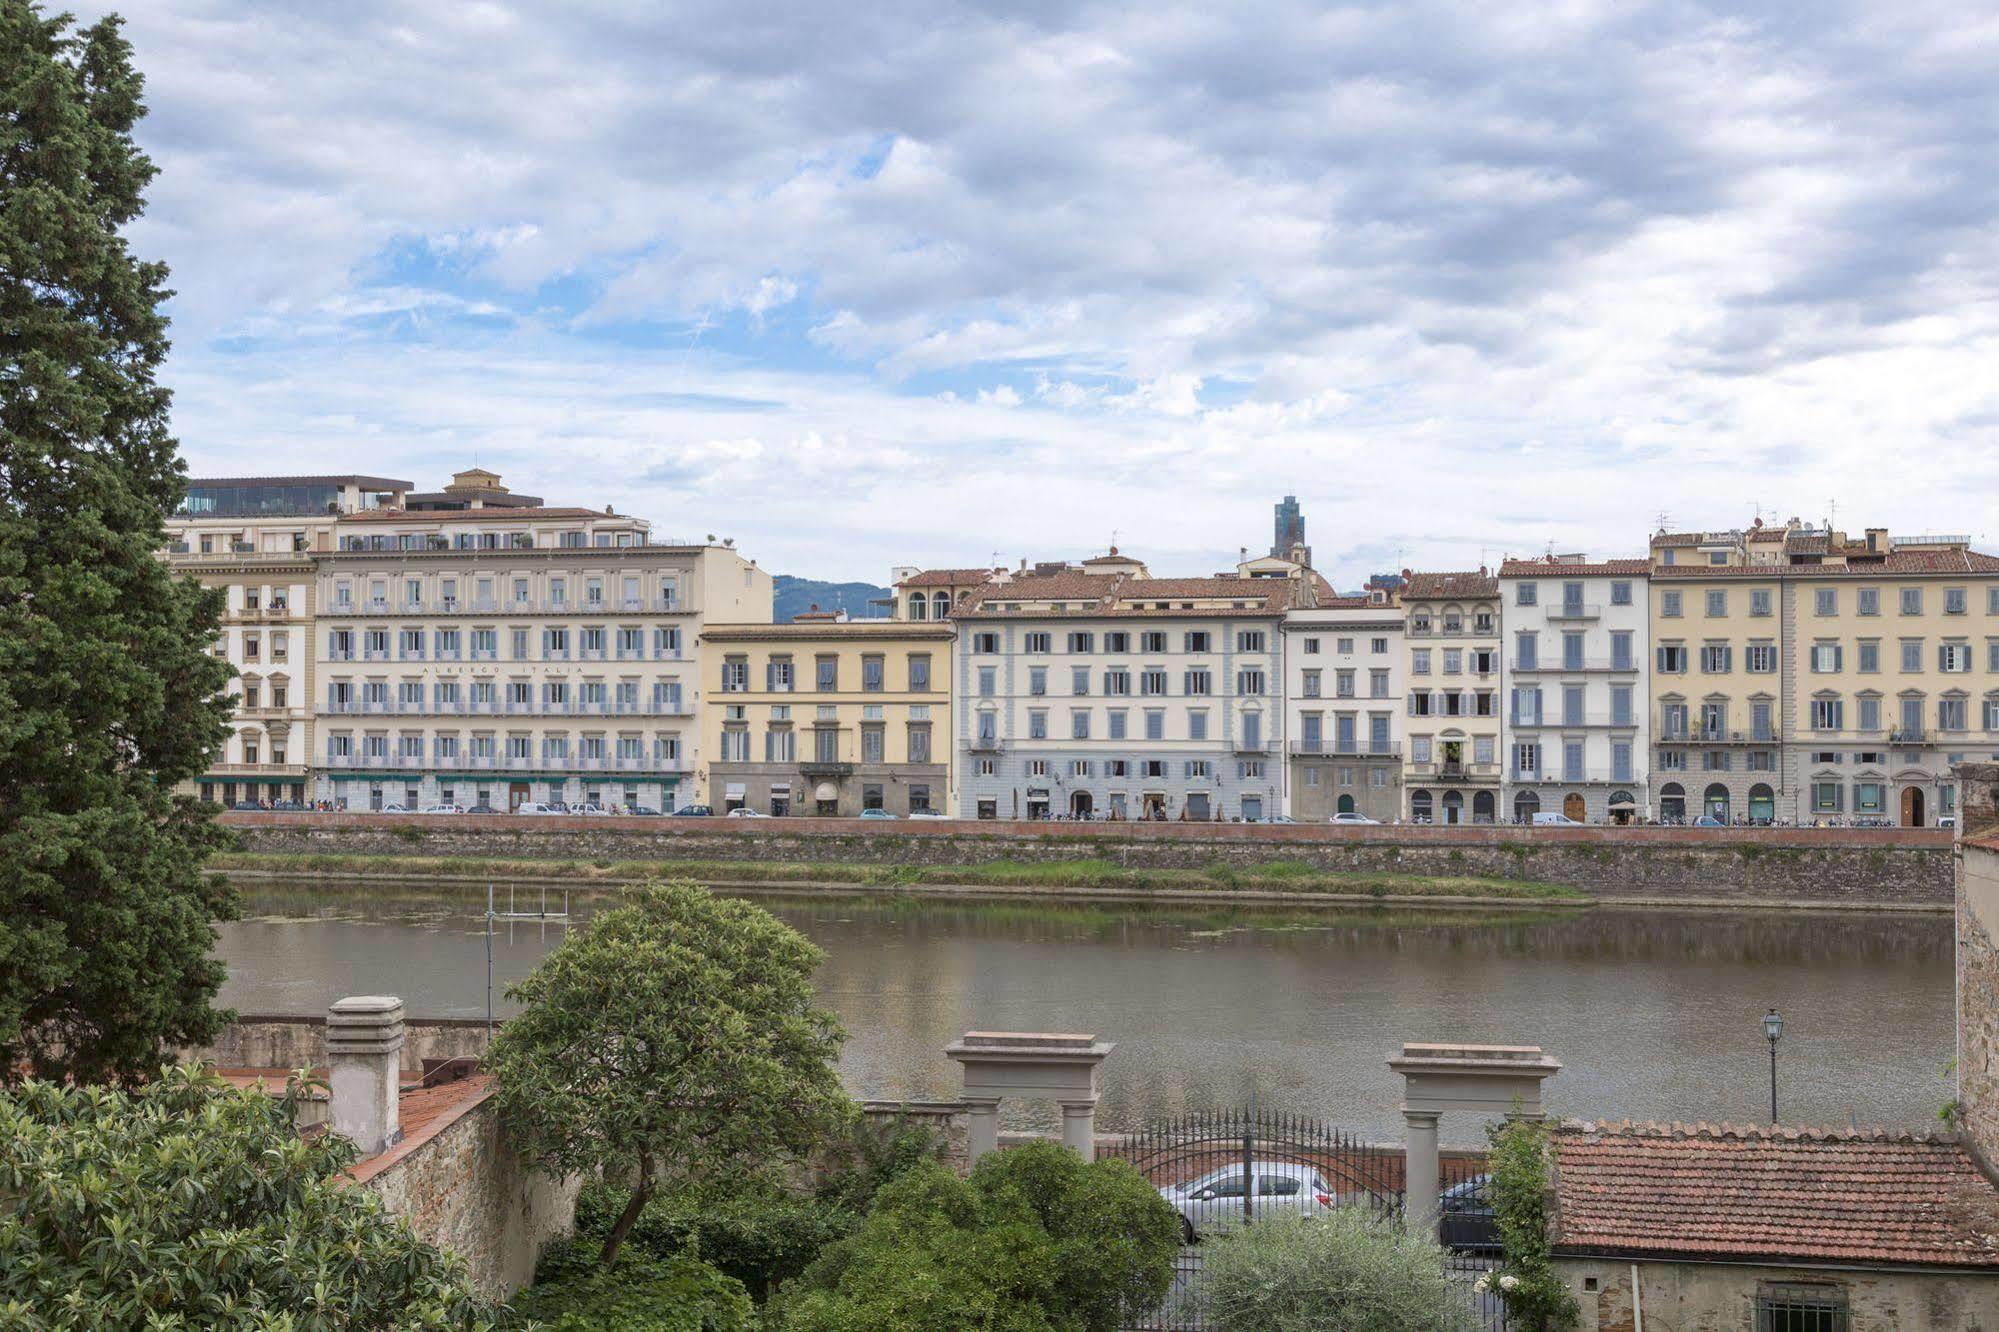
[{"left": 220, "top": 811, "right": 1955, "bottom": 905}]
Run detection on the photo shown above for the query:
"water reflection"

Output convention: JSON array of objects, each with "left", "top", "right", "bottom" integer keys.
[{"left": 215, "top": 882, "right": 1953, "bottom": 1144}]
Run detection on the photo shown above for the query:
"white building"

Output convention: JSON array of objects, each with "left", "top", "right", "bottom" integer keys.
[
  {"left": 1498, "top": 557, "right": 1651, "bottom": 824},
  {"left": 1400, "top": 570, "right": 1504, "bottom": 824},
  {"left": 1281, "top": 591, "right": 1403, "bottom": 822}
]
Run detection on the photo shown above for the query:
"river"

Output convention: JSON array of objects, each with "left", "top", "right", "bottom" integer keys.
[{"left": 214, "top": 880, "right": 1954, "bottom": 1145}]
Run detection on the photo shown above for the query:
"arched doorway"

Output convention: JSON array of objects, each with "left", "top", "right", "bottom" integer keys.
[
  {"left": 1660, "top": 782, "right": 1685, "bottom": 823},
  {"left": 1473, "top": 791, "right": 1495, "bottom": 824},
  {"left": 1902, "top": 786, "right": 1926, "bottom": 827},
  {"left": 1704, "top": 783, "right": 1730, "bottom": 823},
  {"left": 1441, "top": 790, "right": 1464, "bottom": 825},
  {"left": 1562, "top": 792, "right": 1586, "bottom": 822},
  {"left": 1406, "top": 791, "right": 1428, "bottom": 822},
  {"left": 1070, "top": 790, "right": 1093, "bottom": 818},
  {"left": 1513, "top": 791, "right": 1540, "bottom": 823},
  {"left": 1749, "top": 783, "right": 1775, "bottom": 825},
  {"left": 1608, "top": 790, "right": 1636, "bottom": 826}
]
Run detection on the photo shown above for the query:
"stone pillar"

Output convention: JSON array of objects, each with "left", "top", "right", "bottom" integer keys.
[
  {"left": 1059, "top": 1099, "right": 1098, "bottom": 1161},
  {"left": 327, "top": 995, "right": 406, "bottom": 1157},
  {"left": 965, "top": 1097, "right": 1001, "bottom": 1165},
  {"left": 1402, "top": 1109, "right": 1441, "bottom": 1230}
]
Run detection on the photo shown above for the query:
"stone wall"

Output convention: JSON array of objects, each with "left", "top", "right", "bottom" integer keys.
[
  {"left": 1555, "top": 1256, "right": 1999, "bottom": 1331},
  {"left": 1958, "top": 763, "right": 1999, "bottom": 1173},
  {"left": 189, "top": 1014, "right": 492, "bottom": 1075},
  {"left": 350, "top": 1088, "right": 578, "bottom": 1299},
  {"left": 220, "top": 811, "right": 1955, "bottom": 905}
]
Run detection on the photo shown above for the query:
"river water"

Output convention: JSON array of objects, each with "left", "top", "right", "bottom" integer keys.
[{"left": 214, "top": 881, "right": 1953, "bottom": 1145}]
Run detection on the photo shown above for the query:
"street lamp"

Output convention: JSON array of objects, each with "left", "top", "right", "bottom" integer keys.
[{"left": 1762, "top": 1008, "right": 1783, "bottom": 1121}]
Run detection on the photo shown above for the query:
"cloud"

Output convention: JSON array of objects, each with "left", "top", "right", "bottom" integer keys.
[{"left": 71, "top": 0, "right": 1999, "bottom": 582}]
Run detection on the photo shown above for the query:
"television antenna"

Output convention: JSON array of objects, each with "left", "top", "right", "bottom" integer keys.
[{"left": 484, "top": 883, "right": 571, "bottom": 1036}]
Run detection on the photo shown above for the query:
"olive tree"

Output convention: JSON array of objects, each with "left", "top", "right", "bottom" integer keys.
[
  {"left": 485, "top": 880, "right": 850, "bottom": 1268},
  {"left": 0, "top": 1064, "right": 497, "bottom": 1327}
]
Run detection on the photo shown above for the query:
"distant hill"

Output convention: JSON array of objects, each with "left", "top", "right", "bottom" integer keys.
[{"left": 772, "top": 574, "right": 893, "bottom": 623}]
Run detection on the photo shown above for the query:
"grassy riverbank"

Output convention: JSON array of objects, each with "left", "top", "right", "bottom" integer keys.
[{"left": 211, "top": 851, "right": 1585, "bottom": 901}]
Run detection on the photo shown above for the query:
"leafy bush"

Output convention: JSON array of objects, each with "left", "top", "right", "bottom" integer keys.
[
  {"left": 576, "top": 1183, "right": 852, "bottom": 1302},
  {"left": 1488, "top": 1119, "right": 1579, "bottom": 1330},
  {"left": 1193, "top": 1208, "right": 1479, "bottom": 1332},
  {"left": 0, "top": 1064, "right": 498, "bottom": 1328},
  {"left": 809, "top": 1111, "right": 950, "bottom": 1213},
  {"left": 511, "top": 1239, "right": 752, "bottom": 1330},
  {"left": 773, "top": 1140, "right": 1180, "bottom": 1332}
]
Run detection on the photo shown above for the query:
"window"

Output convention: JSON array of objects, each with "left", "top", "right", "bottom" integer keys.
[
  {"left": 1941, "top": 697, "right": 1968, "bottom": 731},
  {"left": 1810, "top": 643, "right": 1842, "bottom": 673},
  {"left": 1184, "top": 668, "right": 1212, "bottom": 696},
  {"left": 1902, "top": 640, "right": 1923, "bottom": 673},
  {"left": 1141, "top": 669, "right": 1168, "bottom": 696},
  {"left": 1661, "top": 591, "right": 1682, "bottom": 618},
  {"left": 861, "top": 655, "right": 885, "bottom": 692},
  {"left": 1072, "top": 666, "right": 1090, "bottom": 695},
  {"left": 973, "top": 632, "right": 999, "bottom": 653},
  {"left": 1700, "top": 644, "right": 1732, "bottom": 674},
  {"left": 1188, "top": 712, "right": 1208, "bottom": 741},
  {"left": 1947, "top": 588, "right": 1968, "bottom": 615},
  {"left": 1747, "top": 644, "right": 1777, "bottom": 673},
  {"left": 816, "top": 655, "right": 839, "bottom": 690},
  {"left": 1107, "top": 710, "right": 1127, "bottom": 739},
  {"left": 1068, "top": 631, "right": 1095, "bottom": 653},
  {"left": 1236, "top": 630, "right": 1266, "bottom": 652},
  {"left": 1025, "top": 632, "right": 1051, "bottom": 653},
  {"left": 1105, "top": 631, "right": 1129, "bottom": 653},
  {"left": 1141, "top": 631, "right": 1166, "bottom": 652},
  {"left": 1750, "top": 588, "right": 1772, "bottom": 617},
  {"left": 1071, "top": 710, "right": 1091, "bottom": 740},
  {"left": 1812, "top": 782, "right": 1844, "bottom": 813},
  {"left": 1303, "top": 637, "right": 1320, "bottom": 654},
  {"left": 1028, "top": 710, "right": 1048, "bottom": 739},
  {"left": 1705, "top": 590, "right": 1726, "bottom": 617},
  {"left": 1104, "top": 668, "right": 1131, "bottom": 695},
  {"left": 1858, "top": 640, "right": 1880, "bottom": 673},
  {"left": 1237, "top": 669, "right": 1266, "bottom": 695},
  {"left": 1184, "top": 631, "right": 1211, "bottom": 653},
  {"left": 1901, "top": 588, "right": 1923, "bottom": 615},
  {"left": 909, "top": 655, "right": 931, "bottom": 691},
  {"left": 1942, "top": 642, "right": 1973, "bottom": 672},
  {"left": 1413, "top": 649, "right": 1432, "bottom": 675},
  {"left": 1657, "top": 644, "right": 1688, "bottom": 674},
  {"left": 1144, "top": 711, "right": 1165, "bottom": 741},
  {"left": 1816, "top": 588, "right": 1837, "bottom": 616},
  {"left": 1368, "top": 669, "right": 1390, "bottom": 698},
  {"left": 1515, "top": 583, "right": 1537, "bottom": 606},
  {"left": 1610, "top": 581, "right": 1632, "bottom": 606},
  {"left": 1811, "top": 696, "right": 1843, "bottom": 731}
]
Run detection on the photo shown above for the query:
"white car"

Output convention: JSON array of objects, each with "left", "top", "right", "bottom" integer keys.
[
  {"left": 420, "top": 804, "right": 463, "bottom": 815},
  {"left": 1158, "top": 1162, "right": 1333, "bottom": 1241},
  {"left": 1532, "top": 812, "right": 1584, "bottom": 827},
  {"left": 514, "top": 802, "right": 564, "bottom": 815},
  {"left": 1329, "top": 812, "right": 1380, "bottom": 825},
  {"left": 570, "top": 802, "right": 613, "bottom": 816},
  {"left": 725, "top": 807, "right": 768, "bottom": 818},
  {"left": 909, "top": 809, "right": 947, "bottom": 819}
]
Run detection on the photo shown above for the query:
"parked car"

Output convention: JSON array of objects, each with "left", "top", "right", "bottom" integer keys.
[
  {"left": 229, "top": 801, "right": 263, "bottom": 811},
  {"left": 1939, "top": 815, "right": 1959, "bottom": 829},
  {"left": 1438, "top": 1175, "right": 1499, "bottom": 1253},
  {"left": 674, "top": 804, "right": 715, "bottom": 817},
  {"left": 420, "top": 804, "right": 464, "bottom": 815},
  {"left": 1158, "top": 1162, "right": 1332, "bottom": 1242},
  {"left": 571, "top": 803, "right": 613, "bottom": 816},
  {"left": 1692, "top": 814, "right": 1724, "bottom": 827},
  {"left": 379, "top": 803, "right": 408, "bottom": 813},
  {"left": 271, "top": 799, "right": 305, "bottom": 811},
  {"left": 466, "top": 804, "right": 498, "bottom": 815},
  {"left": 514, "top": 802, "right": 563, "bottom": 815},
  {"left": 858, "top": 808, "right": 898, "bottom": 820},
  {"left": 725, "top": 807, "right": 768, "bottom": 818},
  {"left": 909, "top": 809, "right": 947, "bottom": 819},
  {"left": 543, "top": 801, "right": 571, "bottom": 814},
  {"left": 1269, "top": 814, "right": 1299, "bottom": 824},
  {"left": 624, "top": 805, "right": 662, "bottom": 817},
  {"left": 1330, "top": 812, "right": 1380, "bottom": 825},
  {"left": 1531, "top": 812, "right": 1583, "bottom": 827}
]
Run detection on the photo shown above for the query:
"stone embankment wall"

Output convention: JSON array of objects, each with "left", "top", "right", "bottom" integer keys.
[
  {"left": 220, "top": 811, "right": 1953, "bottom": 905},
  {"left": 191, "top": 1013, "right": 492, "bottom": 1075}
]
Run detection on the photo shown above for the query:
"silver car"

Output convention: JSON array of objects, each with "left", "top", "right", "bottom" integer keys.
[{"left": 1158, "top": 1161, "right": 1332, "bottom": 1241}]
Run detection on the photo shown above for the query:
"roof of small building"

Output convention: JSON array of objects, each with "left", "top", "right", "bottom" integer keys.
[
  {"left": 1403, "top": 570, "right": 1498, "bottom": 600},
  {"left": 1550, "top": 1120, "right": 1999, "bottom": 1269},
  {"left": 335, "top": 506, "right": 623, "bottom": 524},
  {"left": 1499, "top": 558, "right": 1651, "bottom": 578},
  {"left": 1651, "top": 549, "right": 1999, "bottom": 578},
  {"left": 897, "top": 567, "right": 1006, "bottom": 589},
  {"left": 952, "top": 571, "right": 1300, "bottom": 619},
  {"left": 1649, "top": 532, "right": 1707, "bottom": 548}
]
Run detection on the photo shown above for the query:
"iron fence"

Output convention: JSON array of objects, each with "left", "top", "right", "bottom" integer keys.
[{"left": 1107, "top": 1105, "right": 1510, "bottom": 1331}]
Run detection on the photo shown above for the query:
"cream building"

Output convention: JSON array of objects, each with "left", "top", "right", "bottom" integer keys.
[
  {"left": 1499, "top": 556, "right": 1651, "bottom": 824},
  {"left": 1399, "top": 570, "right": 1503, "bottom": 824},
  {"left": 699, "top": 622, "right": 954, "bottom": 816},
  {"left": 312, "top": 494, "right": 769, "bottom": 811},
  {"left": 165, "top": 474, "right": 412, "bottom": 805},
  {"left": 1282, "top": 590, "right": 1403, "bottom": 822},
  {"left": 1652, "top": 520, "right": 1999, "bottom": 825}
]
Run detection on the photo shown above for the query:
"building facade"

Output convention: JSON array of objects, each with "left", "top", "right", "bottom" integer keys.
[
  {"left": 1499, "top": 558, "right": 1651, "bottom": 824},
  {"left": 699, "top": 622, "right": 954, "bottom": 816},
  {"left": 166, "top": 475, "right": 414, "bottom": 805},
  {"left": 311, "top": 500, "right": 769, "bottom": 811},
  {"left": 952, "top": 562, "right": 1296, "bottom": 821},
  {"left": 1400, "top": 570, "right": 1502, "bottom": 824},
  {"left": 1282, "top": 594, "right": 1403, "bottom": 822}
]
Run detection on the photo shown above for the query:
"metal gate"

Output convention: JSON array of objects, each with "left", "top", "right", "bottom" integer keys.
[{"left": 1106, "top": 1105, "right": 1508, "bottom": 1331}]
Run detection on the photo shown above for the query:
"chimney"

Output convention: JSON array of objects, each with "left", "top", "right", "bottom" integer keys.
[
  {"left": 326, "top": 995, "right": 405, "bottom": 1156},
  {"left": 1866, "top": 527, "right": 1888, "bottom": 553}
]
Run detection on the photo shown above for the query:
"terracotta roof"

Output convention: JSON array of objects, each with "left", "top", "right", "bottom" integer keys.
[
  {"left": 1787, "top": 533, "right": 1831, "bottom": 554},
  {"left": 897, "top": 568, "right": 1005, "bottom": 589},
  {"left": 700, "top": 621, "right": 955, "bottom": 642},
  {"left": 337, "top": 506, "right": 622, "bottom": 523},
  {"left": 1551, "top": 1120, "right": 1999, "bottom": 1269},
  {"left": 953, "top": 572, "right": 1294, "bottom": 619},
  {"left": 1499, "top": 558, "right": 1650, "bottom": 577},
  {"left": 1649, "top": 532, "right": 1706, "bottom": 548},
  {"left": 1404, "top": 570, "right": 1498, "bottom": 600},
  {"left": 1652, "top": 549, "right": 1999, "bottom": 578}
]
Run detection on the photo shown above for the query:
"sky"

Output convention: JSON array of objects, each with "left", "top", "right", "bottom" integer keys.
[{"left": 88, "top": 0, "right": 1999, "bottom": 586}]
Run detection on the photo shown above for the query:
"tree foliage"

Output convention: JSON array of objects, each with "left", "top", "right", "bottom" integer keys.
[
  {"left": 1192, "top": 1208, "right": 1480, "bottom": 1332},
  {"left": 484, "top": 880, "right": 850, "bottom": 1268},
  {"left": 1487, "top": 1119, "right": 1579, "bottom": 1331},
  {"left": 773, "top": 1141, "right": 1182, "bottom": 1332},
  {"left": 508, "top": 1239, "right": 752, "bottom": 1332},
  {"left": 0, "top": 1063, "right": 499, "bottom": 1328},
  {"left": 0, "top": 0, "right": 237, "bottom": 1083}
]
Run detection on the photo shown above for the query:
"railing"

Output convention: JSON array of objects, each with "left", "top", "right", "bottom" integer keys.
[
  {"left": 1406, "top": 760, "right": 1501, "bottom": 779},
  {"left": 1545, "top": 602, "right": 1602, "bottom": 620},
  {"left": 1657, "top": 727, "right": 1779, "bottom": 744},
  {"left": 1508, "top": 658, "right": 1632, "bottom": 673},
  {"left": 799, "top": 760, "right": 855, "bottom": 777},
  {"left": 1287, "top": 741, "right": 1402, "bottom": 758},
  {"left": 1509, "top": 714, "right": 1639, "bottom": 729},
  {"left": 968, "top": 737, "right": 1005, "bottom": 753}
]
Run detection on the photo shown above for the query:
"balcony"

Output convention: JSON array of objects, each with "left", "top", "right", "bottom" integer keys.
[
  {"left": 1233, "top": 738, "right": 1271, "bottom": 755},
  {"left": 1545, "top": 602, "right": 1602, "bottom": 621},
  {"left": 1508, "top": 658, "right": 1633, "bottom": 674},
  {"left": 800, "top": 759, "right": 855, "bottom": 778},
  {"left": 1288, "top": 741, "right": 1402, "bottom": 758},
  {"left": 1657, "top": 727, "right": 1779, "bottom": 745},
  {"left": 968, "top": 736, "right": 1006, "bottom": 753},
  {"left": 1509, "top": 714, "right": 1640, "bottom": 730},
  {"left": 1406, "top": 760, "right": 1501, "bottom": 782}
]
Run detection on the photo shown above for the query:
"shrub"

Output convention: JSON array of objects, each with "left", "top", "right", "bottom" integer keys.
[
  {"left": 1488, "top": 1119, "right": 1579, "bottom": 1330},
  {"left": 0, "top": 1064, "right": 498, "bottom": 1327},
  {"left": 511, "top": 1239, "right": 752, "bottom": 1330},
  {"left": 1193, "top": 1208, "right": 1479, "bottom": 1332},
  {"left": 774, "top": 1141, "right": 1180, "bottom": 1332},
  {"left": 578, "top": 1183, "right": 853, "bottom": 1302}
]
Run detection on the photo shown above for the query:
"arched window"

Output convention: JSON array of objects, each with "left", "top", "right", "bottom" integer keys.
[
  {"left": 1704, "top": 783, "right": 1731, "bottom": 822},
  {"left": 931, "top": 592, "right": 950, "bottom": 619},
  {"left": 1472, "top": 791, "right": 1495, "bottom": 823},
  {"left": 1441, "top": 790, "right": 1464, "bottom": 825},
  {"left": 1748, "top": 783, "right": 1775, "bottom": 825},
  {"left": 908, "top": 595, "right": 928, "bottom": 621},
  {"left": 1338, "top": 793, "right": 1357, "bottom": 814},
  {"left": 1410, "top": 790, "right": 1433, "bottom": 822},
  {"left": 1659, "top": 781, "right": 1686, "bottom": 823},
  {"left": 1513, "top": 791, "right": 1541, "bottom": 823}
]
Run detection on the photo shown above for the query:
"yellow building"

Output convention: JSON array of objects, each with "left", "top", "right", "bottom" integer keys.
[
  {"left": 698, "top": 621, "right": 954, "bottom": 816},
  {"left": 1651, "top": 521, "right": 1999, "bottom": 825}
]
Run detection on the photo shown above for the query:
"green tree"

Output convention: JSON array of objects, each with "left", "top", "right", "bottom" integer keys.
[
  {"left": 485, "top": 881, "right": 850, "bottom": 1268},
  {"left": 0, "top": 1, "right": 237, "bottom": 1084},
  {"left": 774, "top": 1141, "right": 1182, "bottom": 1332},
  {"left": 1487, "top": 1119, "right": 1579, "bottom": 1330},
  {"left": 0, "top": 1063, "right": 500, "bottom": 1327},
  {"left": 1192, "top": 1208, "right": 1480, "bottom": 1332}
]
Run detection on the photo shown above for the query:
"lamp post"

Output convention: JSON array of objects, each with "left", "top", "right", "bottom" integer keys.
[{"left": 1762, "top": 1008, "right": 1783, "bottom": 1121}]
